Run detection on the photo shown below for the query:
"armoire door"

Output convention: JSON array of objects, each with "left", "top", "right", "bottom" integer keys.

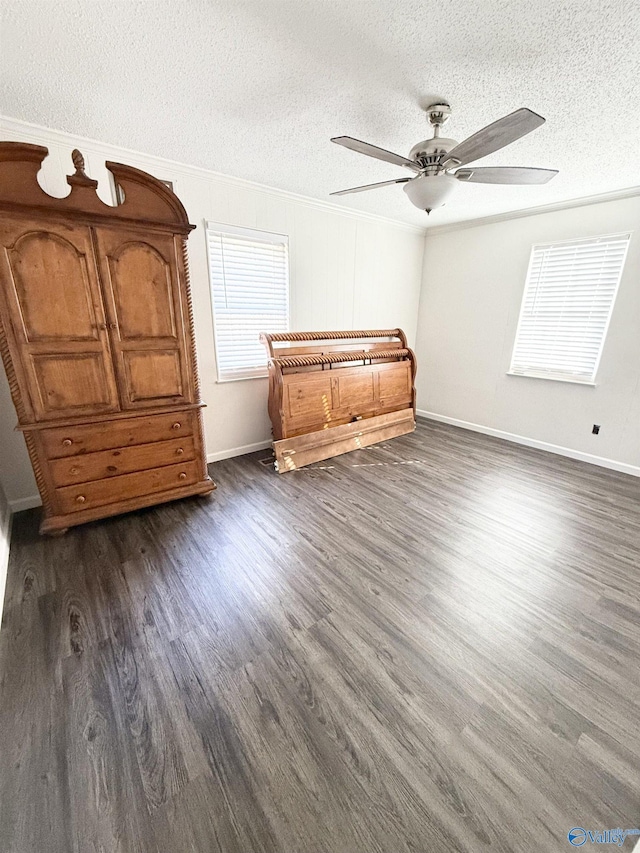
[
  {"left": 95, "top": 228, "right": 192, "bottom": 409},
  {"left": 0, "top": 218, "right": 120, "bottom": 421}
]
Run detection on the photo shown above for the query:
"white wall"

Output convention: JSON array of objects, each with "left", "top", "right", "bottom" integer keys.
[
  {"left": 0, "top": 117, "right": 426, "bottom": 508},
  {"left": 0, "top": 479, "right": 10, "bottom": 626},
  {"left": 416, "top": 194, "right": 640, "bottom": 474}
]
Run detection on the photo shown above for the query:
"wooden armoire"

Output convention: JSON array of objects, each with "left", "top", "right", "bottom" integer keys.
[{"left": 0, "top": 143, "right": 215, "bottom": 534}]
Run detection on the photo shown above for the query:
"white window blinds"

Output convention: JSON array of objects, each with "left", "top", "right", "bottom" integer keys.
[
  {"left": 206, "top": 223, "right": 289, "bottom": 381},
  {"left": 510, "top": 233, "right": 630, "bottom": 383}
]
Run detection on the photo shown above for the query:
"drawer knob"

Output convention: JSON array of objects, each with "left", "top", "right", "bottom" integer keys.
[
  {"left": 178, "top": 472, "right": 187, "bottom": 480},
  {"left": 62, "top": 438, "right": 73, "bottom": 447},
  {"left": 172, "top": 422, "right": 181, "bottom": 430},
  {"left": 69, "top": 467, "right": 79, "bottom": 475},
  {"left": 75, "top": 495, "right": 86, "bottom": 504},
  {"left": 176, "top": 448, "right": 184, "bottom": 455}
]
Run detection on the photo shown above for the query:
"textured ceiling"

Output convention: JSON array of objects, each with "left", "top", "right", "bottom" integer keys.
[{"left": 2, "top": 0, "right": 639, "bottom": 228}]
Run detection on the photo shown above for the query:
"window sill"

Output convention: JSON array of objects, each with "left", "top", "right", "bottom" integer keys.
[
  {"left": 216, "top": 372, "right": 268, "bottom": 383},
  {"left": 507, "top": 371, "right": 596, "bottom": 387}
]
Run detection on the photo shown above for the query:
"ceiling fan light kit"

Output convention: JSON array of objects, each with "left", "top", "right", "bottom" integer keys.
[
  {"left": 330, "top": 102, "right": 558, "bottom": 214},
  {"left": 402, "top": 173, "right": 458, "bottom": 214}
]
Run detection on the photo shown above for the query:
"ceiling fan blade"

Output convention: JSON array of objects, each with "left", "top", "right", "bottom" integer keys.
[
  {"left": 331, "top": 136, "right": 421, "bottom": 171},
  {"left": 454, "top": 166, "right": 558, "bottom": 185},
  {"left": 330, "top": 177, "right": 412, "bottom": 196},
  {"left": 442, "top": 108, "right": 546, "bottom": 168}
]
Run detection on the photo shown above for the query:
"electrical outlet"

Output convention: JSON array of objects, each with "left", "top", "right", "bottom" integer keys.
[{"left": 592, "top": 424, "right": 601, "bottom": 435}]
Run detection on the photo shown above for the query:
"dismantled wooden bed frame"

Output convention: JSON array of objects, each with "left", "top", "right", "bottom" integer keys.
[{"left": 260, "top": 329, "right": 417, "bottom": 472}]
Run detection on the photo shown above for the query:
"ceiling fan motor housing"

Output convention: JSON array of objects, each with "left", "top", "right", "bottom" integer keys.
[
  {"left": 410, "top": 102, "right": 458, "bottom": 171},
  {"left": 409, "top": 136, "right": 458, "bottom": 172}
]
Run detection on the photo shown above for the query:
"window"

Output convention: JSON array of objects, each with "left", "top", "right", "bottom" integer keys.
[
  {"left": 510, "top": 233, "right": 630, "bottom": 384},
  {"left": 206, "top": 222, "right": 289, "bottom": 381}
]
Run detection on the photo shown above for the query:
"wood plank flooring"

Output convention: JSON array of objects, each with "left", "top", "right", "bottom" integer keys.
[{"left": 1, "top": 419, "right": 640, "bottom": 852}]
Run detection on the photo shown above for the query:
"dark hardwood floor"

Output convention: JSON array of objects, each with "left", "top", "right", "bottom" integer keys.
[{"left": 1, "top": 419, "right": 640, "bottom": 853}]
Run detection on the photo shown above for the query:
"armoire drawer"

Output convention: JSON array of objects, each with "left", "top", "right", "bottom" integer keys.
[
  {"left": 41, "top": 411, "right": 196, "bottom": 459},
  {"left": 55, "top": 460, "right": 201, "bottom": 515},
  {"left": 50, "top": 436, "right": 196, "bottom": 486}
]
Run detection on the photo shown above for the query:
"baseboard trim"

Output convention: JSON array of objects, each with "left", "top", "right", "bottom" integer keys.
[
  {"left": 207, "top": 440, "right": 272, "bottom": 463},
  {"left": 9, "top": 495, "right": 42, "bottom": 512},
  {"left": 416, "top": 410, "right": 640, "bottom": 478},
  {"left": 0, "top": 506, "right": 13, "bottom": 627}
]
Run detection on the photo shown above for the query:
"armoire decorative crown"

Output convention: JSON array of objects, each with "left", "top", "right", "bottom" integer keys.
[{"left": 0, "top": 142, "right": 215, "bottom": 534}]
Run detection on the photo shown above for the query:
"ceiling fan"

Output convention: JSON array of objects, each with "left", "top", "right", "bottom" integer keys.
[{"left": 330, "top": 103, "right": 558, "bottom": 213}]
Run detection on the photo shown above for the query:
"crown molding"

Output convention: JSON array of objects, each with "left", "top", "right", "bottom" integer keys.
[
  {"left": 7, "top": 115, "right": 637, "bottom": 241},
  {"left": 0, "top": 115, "right": 427, "bottom": 236},
  {"left": 425, "top": 185, "right": 640, "bottom": 236}
]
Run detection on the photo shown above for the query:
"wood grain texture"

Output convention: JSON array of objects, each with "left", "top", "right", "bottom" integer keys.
[
  {"left": 273, "top": 408, "right": 415, "bottom": 471},
  {"left": 262, "top": 329, "right": 417, "bottom": 462},
  {"left": 49, "top": 436, "right": 196, "bottom": 486},
  {"left": 0, "top": 143, "right": 213, "bottom": 535},
  {"left": 1, "top": 419, "right": 640, "bottom": 852}
]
